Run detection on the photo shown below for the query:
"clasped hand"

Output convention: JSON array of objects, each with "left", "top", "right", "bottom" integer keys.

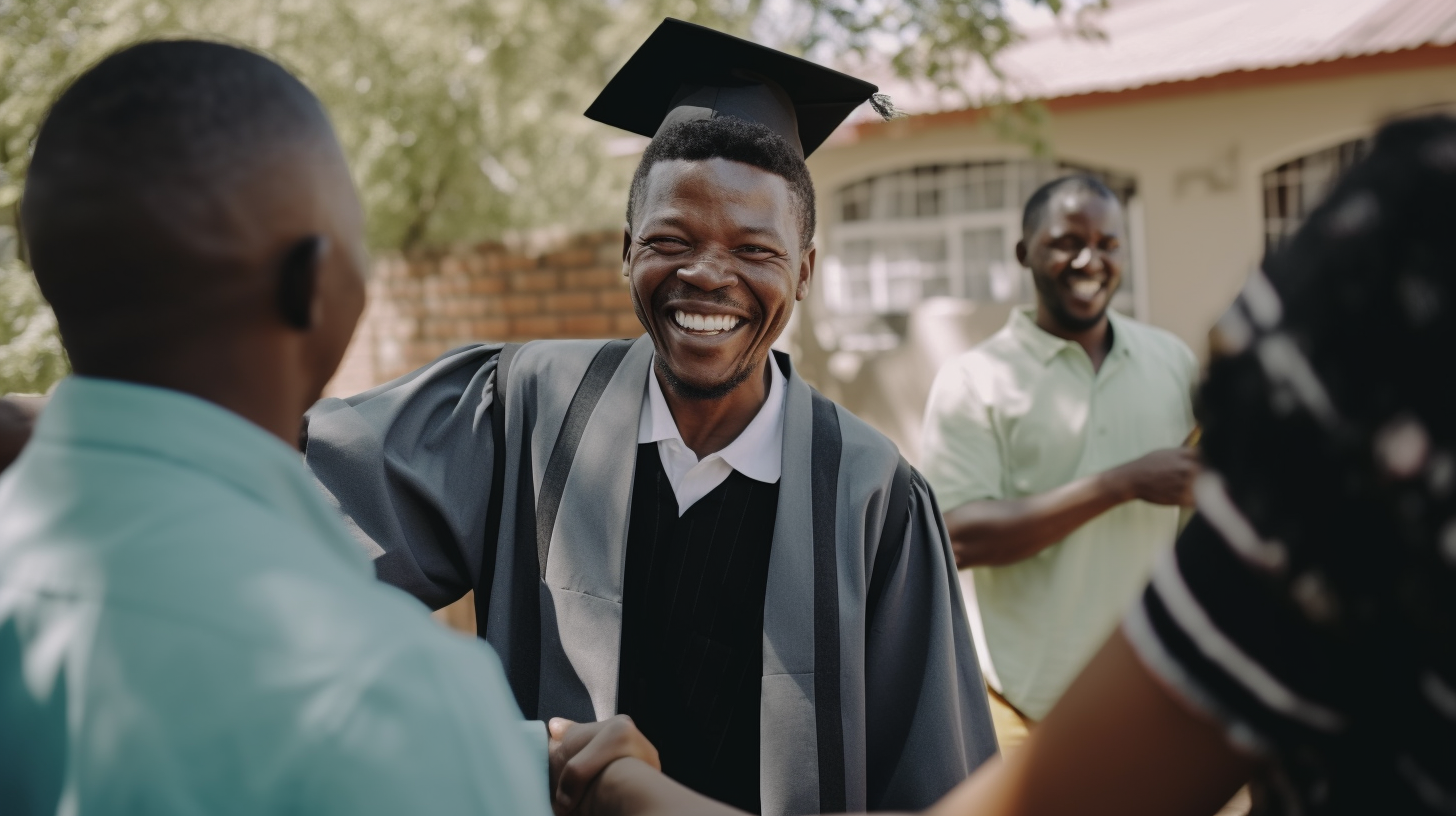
[{"left": 548, "top": 715, "right": 661, "bottom": 815}]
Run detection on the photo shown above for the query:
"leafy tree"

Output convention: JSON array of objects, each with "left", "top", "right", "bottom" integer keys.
[
  {"left": 0, "top": 251, "right": 66, "bottom": 395},
  {"left": 0, "top": 0, "right": 1061, "bottom": 394}
]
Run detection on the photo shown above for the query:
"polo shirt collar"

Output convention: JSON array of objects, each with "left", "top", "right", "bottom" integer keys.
[{"left": 1008, "top": 306, "right": 1134, "bottom": 366}]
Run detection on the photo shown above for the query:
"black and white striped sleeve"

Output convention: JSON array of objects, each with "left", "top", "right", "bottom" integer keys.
[{"left": 1122, "top": 511, "right": 1355, "bottom": 758}]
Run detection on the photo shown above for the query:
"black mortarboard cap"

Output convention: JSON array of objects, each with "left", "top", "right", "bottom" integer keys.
[{"left": 585, "top": 18, "right": 886, "bottom": 159}]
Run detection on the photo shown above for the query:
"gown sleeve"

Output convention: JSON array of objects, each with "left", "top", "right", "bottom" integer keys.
[
  {"left": 301, "top": 344, "right": 505, "bottom": 611},
  {"left": 864, "top": 470, "right": 1000, "bottom": 810}
]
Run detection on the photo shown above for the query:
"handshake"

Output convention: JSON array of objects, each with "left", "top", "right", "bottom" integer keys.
[{"left": 548, "top": 716, "right": 666, "bottom": 816}]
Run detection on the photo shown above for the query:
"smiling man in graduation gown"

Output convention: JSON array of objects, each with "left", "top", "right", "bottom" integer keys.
[{"left": 303, "top": 19, "right": 996, "bottom": 816}]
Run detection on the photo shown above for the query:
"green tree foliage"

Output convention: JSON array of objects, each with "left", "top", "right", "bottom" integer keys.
[
  {"left": 0, "top": 0, "right": 762, "bottom": 253},
  {"left": 0, "top": 0, "right": 1059, "bottom": 394},
  {"left": 0, "top": 247, "right": 66, "bottom": 394}
]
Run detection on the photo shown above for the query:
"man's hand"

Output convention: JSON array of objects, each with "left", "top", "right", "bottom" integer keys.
[
  {"left": 1108, "top": 448, "right": 1199, "bottom": 507},
  {"left": 945, "top": 444, "right": 1201, "bottom": 568},
  {"left": 548, "top": 715, "right": 660, "bottom": 815}
]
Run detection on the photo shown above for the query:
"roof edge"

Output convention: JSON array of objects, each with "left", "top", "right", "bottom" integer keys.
[{"left": 836, "top": 42, "right": 1456, "bottom": 147}]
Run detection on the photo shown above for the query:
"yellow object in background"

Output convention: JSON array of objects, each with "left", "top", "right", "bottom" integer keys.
[
  {"left": 1178, "top": 425, "right": 1202, "bottom": 533},
  {"left": 1183, "top": 425, "right": 1202, "bottom": 448}
]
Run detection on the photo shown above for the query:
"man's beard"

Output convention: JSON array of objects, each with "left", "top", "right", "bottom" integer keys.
[
  {"left": 1033, "top": 271, "right": 1113, "bottom": 333},
  {"left": 655, "top": 354, "right": 759, "bottom": 401}
]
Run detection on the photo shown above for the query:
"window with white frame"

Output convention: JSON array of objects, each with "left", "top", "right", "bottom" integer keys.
[
  {"left": 822, "top": 160, "right": 1138, "bottom": 325},
  {"left": 1262, "top": 138, "right": 1370, "bottom": 254}
]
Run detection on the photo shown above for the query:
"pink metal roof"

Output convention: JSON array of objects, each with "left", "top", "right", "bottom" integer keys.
[{"left": 875, "top": 0, "right": 1456, "bottom": 115}]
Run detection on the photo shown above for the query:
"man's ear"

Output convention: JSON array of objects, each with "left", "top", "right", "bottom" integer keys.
[
  {"left": 795, "top": 244, "right": 816, "bottom": 301},
  {"left": 1015, "top": 239, "right": 1029, "bottom": 267},
  {"left": 621, "top": 224, "right": 632, "bottom": 275},
  {"left": 277, "top": 235, "right": 328, "bottom": 330}
]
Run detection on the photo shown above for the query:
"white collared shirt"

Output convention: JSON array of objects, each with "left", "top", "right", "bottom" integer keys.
[{"left": 638, "top": 357, "right": 786, "bottom": 515}]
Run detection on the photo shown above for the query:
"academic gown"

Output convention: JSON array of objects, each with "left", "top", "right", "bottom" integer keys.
[{"left": 303, "top": 335, "right": 997, "bottom": 815}]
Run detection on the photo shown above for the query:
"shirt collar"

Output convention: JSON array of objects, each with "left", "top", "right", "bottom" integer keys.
[
  {"left": 638, "top": 356, "right": 786, "bottom": 484},
  {"left": 1008, "top": 306, "right": 1134, "bottom": 366},
  {"left": 33, "top": 377, "right": 363, "bottom": 564}
]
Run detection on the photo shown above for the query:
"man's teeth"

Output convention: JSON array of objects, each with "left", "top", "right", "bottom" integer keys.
[
  {"left": 674, "top": 311, "right": 741, "bottom": 334},
  {"left": 1070, "top": 279, "right": 1103, "bottom": 300}
]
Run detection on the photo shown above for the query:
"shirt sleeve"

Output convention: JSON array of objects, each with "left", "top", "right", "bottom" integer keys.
[
  {"left": 920, "top": 358, "right": 1005, "bottom": 511},
  {"left": 1121, "top": 512, "right": 1354, "bottom": 757},
  {"left": 863, "top": 471, "right": 999, "bottom": 809},
  {"left": 302, "top": 344, "right": 505, "bottom": 610},
  {"left": 293, "top": 638, "right": 552, "bottom": 816}
]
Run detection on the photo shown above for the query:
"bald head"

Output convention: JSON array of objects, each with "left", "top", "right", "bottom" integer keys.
[{"left": 22, "top": 40, "right": 364, "bottom": 375}]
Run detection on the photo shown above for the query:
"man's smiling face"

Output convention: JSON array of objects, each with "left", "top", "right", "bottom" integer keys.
[
  {"left": 1020, "top": 187, "right": 1125, "bottom": 333},
  {"left": 625, "top": 157, "right": 814, "bottom": 400}
]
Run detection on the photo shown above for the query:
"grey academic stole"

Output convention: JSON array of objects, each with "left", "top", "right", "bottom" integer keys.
[
  {"left": 808, "top": 388, "right": 912, "bottom": 812},
  {"left": 476, "top": 338, "right": 634, "bottom": 717}
]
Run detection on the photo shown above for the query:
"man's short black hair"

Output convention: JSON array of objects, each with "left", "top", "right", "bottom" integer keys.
[
  {"left": 22, "top": 39, "right": 332, "bottom": 358},
  {"left": 1021, "top": 175, "right": 1118, "bottom": 238},
  {"left": 626, "top": 116, "right": 816, "bottom": 250}
]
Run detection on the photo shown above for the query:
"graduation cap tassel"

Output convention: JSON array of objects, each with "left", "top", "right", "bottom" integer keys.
[{"left": 870, "top": 93, "right": 905, "bottom": 121}]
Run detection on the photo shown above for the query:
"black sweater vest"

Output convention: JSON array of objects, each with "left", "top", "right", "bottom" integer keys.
[{"left": 616, "top": 443, "right": 781, "bottom": 814}]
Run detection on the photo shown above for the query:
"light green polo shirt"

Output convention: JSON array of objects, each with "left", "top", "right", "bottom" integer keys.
[
  {"left": 0, "top": 377, "right": 550, "bottom": 816},
  {"left": 921, "top": 308, "right": 1196, "bottom": 720}
]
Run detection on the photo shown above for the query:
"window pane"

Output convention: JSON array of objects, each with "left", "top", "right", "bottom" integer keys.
[
  {"left": 962, "top": 227, "right": 1019, "bottom": 302},
  {"left": 841, "top": 180, "right": 871, "bottom": 222},
  {"left": 834, "top": 240, "right": 875, "bottom": 313},
  {"left": 882, "top": 236, "right": 948, "bottom": 312}
]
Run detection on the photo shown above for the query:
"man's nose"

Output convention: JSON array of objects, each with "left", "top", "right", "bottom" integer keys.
[
  {"left": 676, "top": 256, "right": 737, "bottom": 291},
  {"left": 1069, "top": 246, "right": 1109, "bottom": 275}
]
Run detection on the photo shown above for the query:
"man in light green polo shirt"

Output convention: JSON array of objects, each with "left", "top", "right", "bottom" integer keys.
[
  {"left": 0, "top": 41, "right": 652, "bottom": 815},
  {"left": 921, "top": 176, "right": 1198, "bottom": 746}
]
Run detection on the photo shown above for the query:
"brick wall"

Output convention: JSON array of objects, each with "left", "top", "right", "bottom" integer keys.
[{"left": 327, "top": 229, "right": 636, "bottom": 398}]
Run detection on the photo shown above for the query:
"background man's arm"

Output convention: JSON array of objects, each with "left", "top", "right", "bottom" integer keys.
[{"left": 943, "top": 448, "right": 1198, "bottom": 568}]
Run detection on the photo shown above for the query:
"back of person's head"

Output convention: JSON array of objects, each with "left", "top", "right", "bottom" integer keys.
[
  {"left": 22, "top": 40, "right": 365, "bottom": 394},
  {"left": 1200, "top": 114, "right": 1456, "bottom": 636},
  {"left": 626, "top": 116, "right": 816, "bottom": 250}
]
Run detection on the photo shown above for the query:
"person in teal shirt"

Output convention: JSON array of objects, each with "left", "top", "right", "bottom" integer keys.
[{"left": 0, "top": 40, "right": 652, "bottom": 815}]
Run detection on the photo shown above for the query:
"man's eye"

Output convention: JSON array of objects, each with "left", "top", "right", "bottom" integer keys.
[
  {"left": 735, "top": 245, "right": 775, "bottom": 256},
  {"left": 645, "top": 237, "right": 688, "bottom": 251}
]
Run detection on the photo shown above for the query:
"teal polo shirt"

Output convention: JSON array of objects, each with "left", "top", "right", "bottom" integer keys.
[
  {"left": 922, "top": 308, "right": 1198, "bottom": 720},
  {"left": 0, "top": 377, "right": 549, "bottom": 815}
]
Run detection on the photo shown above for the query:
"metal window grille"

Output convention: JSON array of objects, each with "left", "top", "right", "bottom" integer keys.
[{"left": 1262, "top": 138, "right": 1370, "bottom": 255}]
